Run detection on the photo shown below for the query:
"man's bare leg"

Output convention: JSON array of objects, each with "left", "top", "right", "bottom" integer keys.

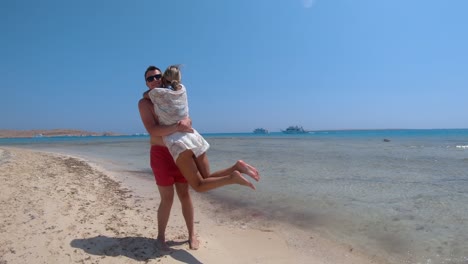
[
  {"left": 156, "top": 185, "right": 174, "bottom": 250},
  {"left": 175, "top": 182, "right": 200, "bottom": 250}
]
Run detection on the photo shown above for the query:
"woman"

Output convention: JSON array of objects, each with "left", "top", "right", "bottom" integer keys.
[{"left": 146, "top": 65, "right": 260, "bottom": 192}]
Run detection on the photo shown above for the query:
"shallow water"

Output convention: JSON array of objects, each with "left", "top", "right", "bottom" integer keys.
[{"left": 2, "top": 130, "right": 468, "bottom": 263}]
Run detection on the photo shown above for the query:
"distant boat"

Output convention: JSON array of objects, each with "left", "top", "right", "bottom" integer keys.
[
  {"left": 132, "top": 133, "right": 149, "bottom": 136},
  {"left": 253, "top": 128, "right": 269, "bottom": 134},
  {"left": 281, "top": 125, "right": 310, "bottom": 134}
]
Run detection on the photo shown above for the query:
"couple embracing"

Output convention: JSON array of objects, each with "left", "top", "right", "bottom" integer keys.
[{"left": 138, "top": 65, "right": 260, "bottom": 250}]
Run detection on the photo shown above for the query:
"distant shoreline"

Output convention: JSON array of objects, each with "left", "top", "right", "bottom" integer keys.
[{"left": 0, "top": 129, "right": 119, "bottom": 139}]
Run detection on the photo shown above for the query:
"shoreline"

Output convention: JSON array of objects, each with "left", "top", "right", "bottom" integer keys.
[{"left": 0, "top": 147, "right": 387, "bottom": 263}]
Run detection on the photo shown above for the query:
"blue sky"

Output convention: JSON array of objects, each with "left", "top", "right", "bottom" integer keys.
[{"left": 1, "top": 0, "right": 467, "bottom": 134}]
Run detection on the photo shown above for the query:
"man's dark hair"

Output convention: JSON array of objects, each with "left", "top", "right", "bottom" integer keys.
[{"left": 144, "top": 65, "right": 162, "bottom": 80}]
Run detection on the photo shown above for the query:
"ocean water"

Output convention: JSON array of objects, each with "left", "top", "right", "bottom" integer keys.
[{"left": 1, "top": 129, "right": 468, "bottom": 264}]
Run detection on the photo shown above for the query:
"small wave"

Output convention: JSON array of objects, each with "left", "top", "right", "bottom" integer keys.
[{"left": 456, "top": 145, "right": 468, "bottom": 149}]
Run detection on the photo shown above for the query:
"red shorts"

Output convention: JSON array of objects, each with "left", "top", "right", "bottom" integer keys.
[{"left": 150, "top": 145, "right": 187, "bottom": 186}]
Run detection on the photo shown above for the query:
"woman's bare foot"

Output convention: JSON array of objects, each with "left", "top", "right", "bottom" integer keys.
[
  {"left": 189, "top": 235, "right": 200, "bottom": 250},
  {"left": 236, "top": 160, "right": 260, "bottom": 181},
  {"left": 231, "top": 171, "right": 255, "bottom": 190}
]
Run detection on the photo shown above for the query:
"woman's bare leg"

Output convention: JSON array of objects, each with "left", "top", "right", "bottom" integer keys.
[
  {"left": 176, "top": 150, "right": 255, "bottom": 192},
  {"left": 194, "top": 153, "right": 210, "bottom": 178},
  {"left": 194, "top": 153, "right": 260, "bottom": 181},
  {"left": 234, "top": 160, "right": 260, "bottom": 181}
]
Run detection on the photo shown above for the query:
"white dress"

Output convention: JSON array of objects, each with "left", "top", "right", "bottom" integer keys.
[{"left": 148, "top": 84, "right": 210, "bottom": 161}]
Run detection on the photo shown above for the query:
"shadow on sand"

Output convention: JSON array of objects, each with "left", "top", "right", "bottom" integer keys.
[{"left": 70, "top": 235, "right": 202, "bottom": 264}]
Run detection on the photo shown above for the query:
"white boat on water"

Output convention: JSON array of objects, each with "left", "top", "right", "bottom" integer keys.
[
  {"left": 281, "top": 125, "right": 310, "bottom": 134},
  {"left": 253, "top": 128, "right": 269, "bottom": 134}
]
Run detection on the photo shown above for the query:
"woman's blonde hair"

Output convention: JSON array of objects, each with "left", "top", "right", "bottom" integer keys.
[{"left": 163, "top": 65, "right": 182, "bottom": 82}]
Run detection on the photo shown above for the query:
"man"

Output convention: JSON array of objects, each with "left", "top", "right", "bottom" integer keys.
[{"left": 138, "top": 66, "right": 199, "bottom": 250}]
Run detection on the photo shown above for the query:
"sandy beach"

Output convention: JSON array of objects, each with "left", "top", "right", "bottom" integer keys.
[{"left": 0, "top": 147, "right": 386, "bottom": 264}]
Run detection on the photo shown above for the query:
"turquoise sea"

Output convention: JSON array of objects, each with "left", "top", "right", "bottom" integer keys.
[{"left": 1, "top": 129, "right": 468, "bottom": 264}]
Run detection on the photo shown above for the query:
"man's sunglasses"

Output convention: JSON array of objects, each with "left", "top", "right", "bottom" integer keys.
[{"left": 146, "top": 74, "right": 162, "bottom": 82}]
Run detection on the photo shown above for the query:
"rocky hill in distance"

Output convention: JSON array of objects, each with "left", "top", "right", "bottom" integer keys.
[{"left": 0, "top": 129, "right": 119, "bottom": 138}]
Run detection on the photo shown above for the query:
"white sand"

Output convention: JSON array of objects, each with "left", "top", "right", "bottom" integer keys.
[{"left": 0, "top": 147, "right": 387, "bottom": 264}]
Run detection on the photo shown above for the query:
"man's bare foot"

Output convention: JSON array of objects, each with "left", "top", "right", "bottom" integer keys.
[
  {"left": 236, "top": 160, "right": 260, "bottom": 181},
  {"left": 189, "top": 235, "right": 200, "bottom": 250},
  {"left": 232, "top": 171, "right": 255, "bottom": 190},
  {"left": 156, "top": 237, "right": 170, "bottom": 251}
]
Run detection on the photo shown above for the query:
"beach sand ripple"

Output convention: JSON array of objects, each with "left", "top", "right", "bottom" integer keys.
[{"left": 0, "top": 148, "right": 172, "bottom": 263}]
